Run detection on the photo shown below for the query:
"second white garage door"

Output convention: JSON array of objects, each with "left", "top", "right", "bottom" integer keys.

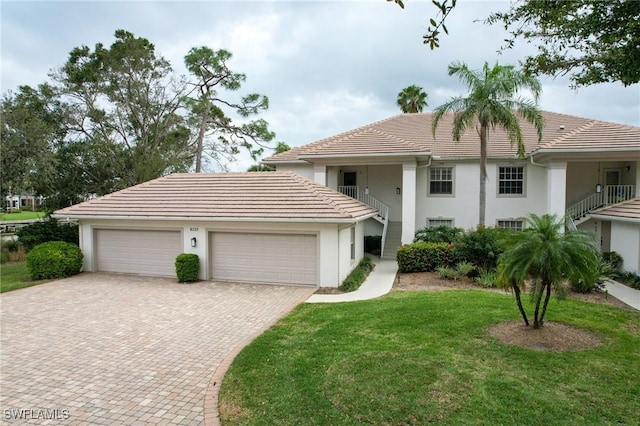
[
  {"left": 210, "top": 232, "right": 317, "bottom": 286},
  {"left": 95, "top": 229, "right": 182, "bottom": 277}
]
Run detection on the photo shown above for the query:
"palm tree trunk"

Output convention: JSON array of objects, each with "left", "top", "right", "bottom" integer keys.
[
  {"left": 533, "top": 283, "right": 544, "bottom": 328},
  {"left": 512, "top": 280, "right": 529, "bottom": 326},
  {"left": 479, "top": 125, "right": 488, "bottom": 226},
  {"left": 539, "top": 281, "right": 552, "bottom": 327}
]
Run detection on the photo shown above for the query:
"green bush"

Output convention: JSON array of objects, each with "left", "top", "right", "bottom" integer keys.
[
  {"left": 455, "top": 226, "right": 510, "bottom": 270},
  {"left": 602, "top": 251, "right": 623, "bottom": 270},
  {"left": 396, "top": 242, "right": 458, "bottom": 273},
  {"left": 414, "top": 226, "right": 464, "bottom": 243},
  {"left": 26, "top": 241, "right": 83, "bottom": 280},
  {"left": 475, "top": 270, "right": 498, "bottom": 288},
  {"left": 175, "top": 253, "right": 200, "bottom": 282},
  {"left": 570, "top": 256, "right": 615, "bottom": 293},
  {"left": 436, "top": 262, "right": 475, "bottom": 281},
  {"left": 616, "top": 271, "right": 640, "bottom": 290},
  {"left": 0, "top": 240, "right": 26, "bottom": 264},
  {"left": 17, "top": 218, "right": 79, "bottom": 252},
  {"left": 364, "top": 235, "right": 382, "bottom": 256},
  {"left": 339, "top": 257, "right": 375, "bottom": 292}
]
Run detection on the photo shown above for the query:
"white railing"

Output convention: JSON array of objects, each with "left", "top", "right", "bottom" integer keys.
[
  {"left": 566, "top": 185, "right": 635, "bottom": 221},
  {"left": 338, "top": 186, "right": 390, "bottom": 220},
  {"left": 339, "top": 185, "right": 391, "bottom": 257},
  {"left": 605, "top": 185, "right": 635, "bottom": 205}
]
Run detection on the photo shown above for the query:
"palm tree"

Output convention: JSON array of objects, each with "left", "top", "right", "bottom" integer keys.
[
  {"left": 498, "top": 214, "right": 599, "bottom": 328},
  {"left": 432, "top": 61, "right": 544, "bottom": 226},
  {"left": 396, "top": 85, "right": 428, "bottom": 113}
]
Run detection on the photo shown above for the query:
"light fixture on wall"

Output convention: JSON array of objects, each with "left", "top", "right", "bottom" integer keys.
[
  {"left": 625, "top": 165, "right": 631, "bottom": 172},
  {"left": 191, "top": 237, "right": 197, "bottom": 248},
  {"left": 396, "top": 187, "right": 401, "bottom": 195},
  {"left": 595, "top": 184, "right": 602, "bottom": 193}
]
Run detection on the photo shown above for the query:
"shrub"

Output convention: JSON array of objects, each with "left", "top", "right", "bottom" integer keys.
[
  {"left": 0, "top": 240, "right": 26, "bottom": 264},
  {"left": 26, "top": 241, "right": 83, "bottom": 280},
  {"left": 455, "top": 226, "right": 510, "bottom": 270},
  {"left": 414, "top": 226, "right": 464, "bottom": 243},
  {"left": 475, "top": 270, "right": 498, "bottom": 288},
  {"left": 436, "top": 262, "right": 475, "bottom": 281},
  {"left": 616, "top": 271, "right": 640, "bottom": 290},
  {"left": 396, "top": 242, "right": 458, "bottom": 272},
  {"left": 175, "top": 253, "right": 200, "bottom": 282},
  {"left": 602, "top": 251, "right": 623, "bottom": 270},
  {"left": 339, "top": 257, "right": 375, "bottom": 292},
  {"left": 17, "top": 218, "right": 79, "bottom": 252},
  {"left": 364, "top": 236, "right": 382, "bottom": 256}
]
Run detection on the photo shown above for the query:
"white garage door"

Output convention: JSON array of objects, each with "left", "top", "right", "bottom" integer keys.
[
  {"left": 95, "top": 229, "right": 182, "bottom": 277},
  {"left": 210, "top": 232, "right": 317, "bottom": 286}
]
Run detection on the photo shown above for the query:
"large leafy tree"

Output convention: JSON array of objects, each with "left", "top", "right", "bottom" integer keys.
[
  {"left": 498, "top": 214, "right": 599, "bottom": 328},
  {"left": 184, "top": 47, "right": 274, "bottom": 172},
  {"left": 51, "top": 30, "right": 194, "bottom": 194},
  {"left": 432, "top": 61, "right": 544, "bottom": 226},
  {"left": 0, "top": 84, "right": 66, "bottom": 208},
  {"left": 487, "top": 0, "right": 640, "bottom": 87},
  {"left": 396, "top": 85, "right": 428, "bottom": 113}
]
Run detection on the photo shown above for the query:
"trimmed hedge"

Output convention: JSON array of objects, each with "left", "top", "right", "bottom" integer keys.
[
  {"left": 17, "top": 218, "right": 79, "bottom": 252},
  {"left": 414, "top": 226, "right": 464, "bottom": 243},
  {"left": 175, "top": 253, "right": 200, "bottom": 282},
  {"left": 339, "top": 257, "right": 375, "bottom": 292},
  {"left": 26, "top": 241, "right": 83, "bottom": 280},
  {"left": 364, "top": 235, "right": 382, "bottom": 256},
  {"left": 397, "top": 242, "right": 458, "bottom": 273}
]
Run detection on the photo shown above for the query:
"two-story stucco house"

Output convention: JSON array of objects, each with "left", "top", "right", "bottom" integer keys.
[
  {"left": 54, "top": 110, "right": 640, "bottom": 284},
  {"left": 263, "top": 111, "right": 640, "bottom": 271}
]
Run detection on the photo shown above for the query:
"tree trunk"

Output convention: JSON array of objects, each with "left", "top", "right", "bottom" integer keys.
[
  {"left": 194, "top": 105, "right": 209, "bottom": 173},
  {"left": 512, "top": 280, "right": 529, "bottom": 326},
  {"left": 539, "top": 281, "right": 553, "bottom": 327},
  {"left": 533, "top": 283, "right": 544, "bottom": 328},
  {"left": 478, "top": 124, "right": 488, "bottom": 226}
]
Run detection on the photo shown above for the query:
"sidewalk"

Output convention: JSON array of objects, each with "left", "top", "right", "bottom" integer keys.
[
  {"left": 306, "top": 257, "right": 397, "bottom": 303},
  {"left": 603, "top": 280, "right": 640, "bottom": 310}
]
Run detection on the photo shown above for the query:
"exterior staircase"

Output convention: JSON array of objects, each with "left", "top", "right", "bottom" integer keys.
[
  {"left": 381, "top": 221, "right": 402, "bottom": 260},
  {"left": 338, "top": 185, "right": 392, "bottom": 257},
  {"left": 566, "top": 184, "right": 635, "bottom": 230}
]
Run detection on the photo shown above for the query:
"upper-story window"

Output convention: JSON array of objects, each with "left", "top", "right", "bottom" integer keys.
[
  {"left": 498, "top": 166, "right": 525, "bottom": 196},
  {"left": 497, "top": 220, "right": 524, "bottom": 231},
  {"left": 429, "top": 167, "right": 454, "bottom": 195}
]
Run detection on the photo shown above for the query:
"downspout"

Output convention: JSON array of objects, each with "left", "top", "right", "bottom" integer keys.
[{"left": 529, "top": 153, "right": 545, "bottom": 167}]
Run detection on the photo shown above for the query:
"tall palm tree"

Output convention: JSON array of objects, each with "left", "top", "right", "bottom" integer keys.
[
  {"left": 432, "top": 61, "right": 544, "bottom": 226},
  {"left": 498, "top": 214, "right": 599, "bottom": 328},
  {"left": 396, "top": 85, "right": 428, "bottom": 113}
]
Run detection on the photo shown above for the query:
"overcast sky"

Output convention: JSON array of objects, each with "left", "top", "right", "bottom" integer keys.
[{"left": 2, "top": 0, "right": 639, "bottom": 171}]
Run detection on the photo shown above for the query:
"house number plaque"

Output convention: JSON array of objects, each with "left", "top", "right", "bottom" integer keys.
[{"left": 190, "top": 227, "right": 199, "bottom": 232}]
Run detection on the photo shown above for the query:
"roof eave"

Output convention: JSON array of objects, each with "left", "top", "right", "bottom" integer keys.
[
  {"left": 299, "top": 151, "right": 430, "bottom": 160},
  {"left": 51, "top": 212, "right": 379, "bottom": 224},
  {"left": 533, "top": 147, "right": 640, "bottom": 154},
  {"left": 589, "top": 213, "right": 640, "bottom": 223}
]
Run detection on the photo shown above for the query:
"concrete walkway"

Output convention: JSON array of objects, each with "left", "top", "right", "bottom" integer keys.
[
  {"left": 307, "top": 257, "right": 397, "bottom": 303},
  {"left": 604, "top": 280, "right": 640, "bottom": 310}
]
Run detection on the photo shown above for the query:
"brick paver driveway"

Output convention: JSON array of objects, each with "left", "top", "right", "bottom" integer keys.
[{"left": 0, "top": 274, "right": 315, "bottom": 425}]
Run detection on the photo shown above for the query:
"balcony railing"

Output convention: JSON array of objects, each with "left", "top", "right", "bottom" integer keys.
[{"left": 566, "top": 184, "right": 635, "bottom": 221}]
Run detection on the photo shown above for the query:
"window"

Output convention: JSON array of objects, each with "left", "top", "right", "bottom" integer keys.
[
  {"left": 429, "top": 167, "right": 453, "bottom": 195},
  {"left": 497, "top": 220, "right": 524, "bottom": 231},
  {"left": 350, "top": 226, "right": 356, "bottom": 261},
  {"left": 428, "top": 218, "right": 454, "bottom": 228},
  {"left": 498, "top": 166, "right": 525, "bottom": 195}
]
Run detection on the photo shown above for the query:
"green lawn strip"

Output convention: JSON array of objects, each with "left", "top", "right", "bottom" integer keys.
[
  {"left": 0, "top": 211, "right": 44, "bottom": 222},
  {"left": 220, "top": 290, "right": 640, "bottom": 425},
  {"left": 0, "top": 262, "right": 48, "bottom": 292}
]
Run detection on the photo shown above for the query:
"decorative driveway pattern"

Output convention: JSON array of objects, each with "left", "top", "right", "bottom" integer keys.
[{"left": 0, "top": 274, "right": 315, "bottom": 425}]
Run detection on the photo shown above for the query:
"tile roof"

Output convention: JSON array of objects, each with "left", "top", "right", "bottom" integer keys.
[
  {"left": 54, "top": 172, "right": 378, "bottom": 220},
  {"left": 591, "top": 198, "right": 640, "bottom": 221},
  {"left": 264, "top": 111, "right": 640, "bottom": 162}
]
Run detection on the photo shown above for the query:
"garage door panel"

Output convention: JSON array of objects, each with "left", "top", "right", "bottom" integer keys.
[
  {"left": 95, "top": 229, "right": 182, "bottom": 277},
  {"left": 210, "top": 232, "right": 317, "bottom": 286}
]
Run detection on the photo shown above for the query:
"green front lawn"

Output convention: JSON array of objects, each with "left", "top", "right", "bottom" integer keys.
[
  {"left": 0, "top": 262, "right": 48, "bottom": 292},
  {"left": 220, "top": 291, "right": 640, "bottom": 425},
  {"left": 0, "top": 211, "right": 44, "bottom": 222}
]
